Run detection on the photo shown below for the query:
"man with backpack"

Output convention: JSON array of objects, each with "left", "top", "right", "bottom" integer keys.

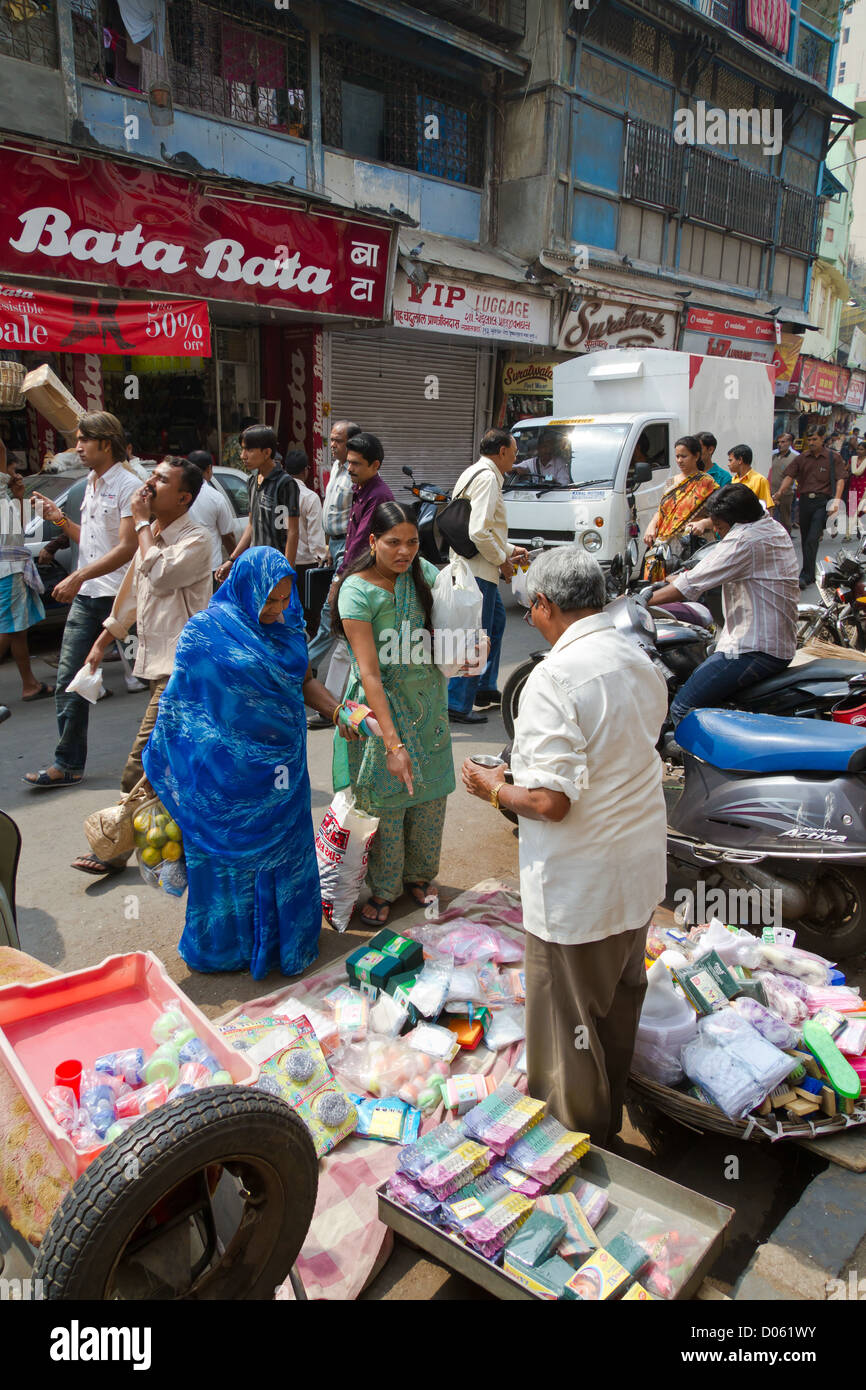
[{"left": 445, "top": 429, "right": 528, "bottom": 724}]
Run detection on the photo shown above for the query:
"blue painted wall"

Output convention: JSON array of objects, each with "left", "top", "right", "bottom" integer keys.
[{"left": 78, "top": 84, "right": 309, "bottom": 188}]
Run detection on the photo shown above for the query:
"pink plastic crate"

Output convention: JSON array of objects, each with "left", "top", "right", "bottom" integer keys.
[{"left": 0, "top": 951, "right": 258, "bottom": 1179}]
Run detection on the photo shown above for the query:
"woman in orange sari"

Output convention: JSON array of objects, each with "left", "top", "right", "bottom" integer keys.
[{"left": 642, "top": 435, "right": 718, "bottom": 581}]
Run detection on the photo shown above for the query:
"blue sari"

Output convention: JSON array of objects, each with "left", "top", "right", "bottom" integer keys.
[{"left": 142, "top": 549, "right": 321, "bottom": 980}]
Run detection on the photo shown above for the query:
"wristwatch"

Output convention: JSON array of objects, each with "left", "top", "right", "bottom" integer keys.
[{"left": 134, "top": 519, "right": 151, "bottom": 533}]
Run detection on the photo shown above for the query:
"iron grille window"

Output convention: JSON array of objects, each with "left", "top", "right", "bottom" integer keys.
[
  {"left": 686, "top": 148, "right": 776, "bottom": 241},
  {"left": 0, "top": 0, "right": 59, "bottom": 68},
  {"left": 796, "top": 26, "right": 832, "bottom": 86},
  {"left": 73, "top": 0, "right": 309, "bottom": 135},
  {"left": 320, "top": 36, "right": 485, "bottom": 186},
  {"left": 623, "top": 118, "right": 683, "bottom": 211},
  {"left": 780, "top": 185, "right": 820, "bottom": 255}
]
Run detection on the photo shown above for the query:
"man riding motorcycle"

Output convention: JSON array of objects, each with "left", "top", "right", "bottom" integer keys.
[{"left": 649, "top": 483, "right": 799, "bottom": 725}]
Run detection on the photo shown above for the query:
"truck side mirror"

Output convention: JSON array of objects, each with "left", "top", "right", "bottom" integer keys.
[{"left": 631, "top": 461, "right": 653, "bottom": 486}]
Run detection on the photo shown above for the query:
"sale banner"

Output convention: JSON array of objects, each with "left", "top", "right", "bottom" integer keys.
[{"left": 0, "top": 283, "right": 211, "bottom": 356}]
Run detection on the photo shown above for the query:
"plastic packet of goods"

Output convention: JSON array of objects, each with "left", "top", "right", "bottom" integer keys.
[
  {"left": 387, "top": 1171, "right": 443, "bottom": 1220},
  {"left": 396, "top": 1119, "right": 468, "bottom": 1179},
  {"left": 730, "top": 996, "right": 801, "bottom": 1049},
  {"left": 408, "top": 961, "right": 452, "bottom": 1019},
  {"left": 754, "top": 975, "right": 809, "bottom": 1027},
  {"left": 406, "top": 1022, "right": 461, "bottom": 1063},
  {"left": 445, "top": 963, "right": 488, "bottom": 1007},
  {"left": 514, "top": 1044, "right": 527, "bottom": 1074},
  {"left": 369, "top": 989, "right": 409, "bottom": 1038},
  {"left": 66, "top": 663, "right": 105, "bottom": 704},
  {"left": 625, "top": 1208, "right": 706, "bottom": 1300},
  {"left": 419, "top": 1139, "right": 492, "bottom": 1199},
  {"left": 484, "top": 1005, "right": 526, "bottom": 1051},
  {"left": 349, "top": 1093, "right": 421, "bottom": 1144},
  {"left": 334, "top": 991, "right": 369, "bottom": 1041},
  {"left": 475, "top": 963, "right": 511, "bottom": 1009},
  {"left": 411, "top": 918, "right": 523, "bottom": 965},
  {"left": 682, "top": 1011, "right": 795, "bottom": 1119},
  {"left": 838, "top": 1018, "right": 866, "bottom": 1057}
]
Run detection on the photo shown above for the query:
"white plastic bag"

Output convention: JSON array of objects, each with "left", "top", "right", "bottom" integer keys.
[
  {"left": 511, "top": 563, "right": 531, "bottom": 608},
  {"left": 314, "top": 789, "right": 379, "bottom": 933},
  {"left": 431, "top": 557, "right": 484, "bottom": 678},
  {"left": 66, "top": 663, "right": 105, "bottom": 704}
]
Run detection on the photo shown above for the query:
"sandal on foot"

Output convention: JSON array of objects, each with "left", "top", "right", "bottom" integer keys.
[
  {"left": 71, "top": 854, "right": 125, "bottom": 876},
  {"left": 404, "top": 881, "right": 431, "bottom": 906},
  {"left": 23, "top": 769, "right": 84, "bottom": 789},
  {"left": 22, "top": 683, "right": 54, "bottom": 703},
  {"left": 359, "top": 896, "right": 390, "bottom": 926}
]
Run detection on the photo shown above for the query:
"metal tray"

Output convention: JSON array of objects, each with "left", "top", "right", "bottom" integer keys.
[{"left": 378, "top": 1144, "right": 734, "bottom": 1301}]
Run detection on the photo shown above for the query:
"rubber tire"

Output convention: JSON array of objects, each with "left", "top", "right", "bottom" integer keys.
[
  {"left": 33, "top": 1086, "right": 318, "bottom": 1301},
  {"left": 502, "top": 660, "right": 535, "bottom": 740},
  {"left": 775, "top": 863, "right": 866, "bottom": 959}
]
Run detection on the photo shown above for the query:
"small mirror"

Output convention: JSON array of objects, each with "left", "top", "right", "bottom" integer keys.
[
  {"left": 402, "top": 465, "right": 413, "bottom": 476},
  {"left": 631, "top": 460, "right": 653, "bottom": 486}
]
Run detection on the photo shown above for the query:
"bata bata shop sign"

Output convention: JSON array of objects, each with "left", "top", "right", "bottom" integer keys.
[
  {"left": 0, "top": 148, "right": 391, "bottom": 317},
  {"left": 0, "top": 282, "right": 211, "bottom": 355},
  {"left": 681, "top": 307, "right": 776, "bottom": 363}
]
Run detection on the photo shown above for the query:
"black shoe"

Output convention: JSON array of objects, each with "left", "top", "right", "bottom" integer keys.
[
  {"left": 799, "top": 579, "right": 809, "bottom": 591},
  {"left": 448, "top": 708, "right": 488, "bottom": 724},
  {"left": 474, "top": 689, "right": 502, "bottom": 708}
]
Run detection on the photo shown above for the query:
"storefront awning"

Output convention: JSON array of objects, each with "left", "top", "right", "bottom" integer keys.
[
  {"left": 0, "top": 283, "right": 211, "bottom": 356},
  {"left": 396, "top": 230, "right": 536, "bottom": 287}
]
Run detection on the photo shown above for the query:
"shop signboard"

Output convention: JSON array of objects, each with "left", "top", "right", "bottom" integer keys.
[
  {"left": 681, "top": 306, "right": 776, "bottom": 363},
  {"left": 0, "top": 282, "right": 211, "bottom": 356},
  {"left": 260, "top": 324, "right": 325, "bottom": 489},
  {"left": 501, "top": 361, "right": 556, "bottom": 395},
  {"left": 845, "top": 371, "right": 866, "bottom": 413},
  {"left": 557, "top": 293, "right": 678, "bottom": 352},
  {"left": 799, "top": 357, "right": 850, "bottom": 404},
  {"left": 393, "top": 271, "right": 550, "bottom": 344},
  {"left": 0, "top": 148, "right": 392, "bottom": 319}
]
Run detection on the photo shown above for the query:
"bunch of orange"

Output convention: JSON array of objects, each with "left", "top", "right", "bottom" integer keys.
[{"left": 133, "top": 806, "right": 183, "bottom": 868}]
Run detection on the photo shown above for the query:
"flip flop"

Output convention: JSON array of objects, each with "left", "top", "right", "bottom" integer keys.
[
  {"left": 404, "top": 881, "right": 430, "bottom": 906},
  {"left": 71, "top": 854, "right": 125, "bottom": 876},
  {"left": 23, "top": 769, "right": 84, "bottom": 789},
  {"left": 21, "top": 683, "right": 54, "bottom": 702},
  {"left": 359, "top": 896, "right": 390, "bottom": 926}
]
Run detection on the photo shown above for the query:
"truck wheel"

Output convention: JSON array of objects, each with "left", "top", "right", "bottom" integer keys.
[
  {"left": 502, "top": 661, "right": 534, "bottom": 740},
  {"left": 33, "top": 1086, "right": 317, "bottom": 1301}
]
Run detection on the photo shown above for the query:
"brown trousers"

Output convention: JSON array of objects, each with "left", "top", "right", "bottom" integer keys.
[
  {"left": 525, "top": 920, "right": 650, "bottom": 1146},
  {"left": 120, "top": 676, "right": 169, "bottom": 796}
]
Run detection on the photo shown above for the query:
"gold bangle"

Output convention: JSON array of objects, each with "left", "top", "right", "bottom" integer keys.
[
  {"left": 490, "top": 783, "right": 502, "bottom": 810},
  {"left": 386, "top": 741, "right": 405, "bottom": 754},
  {"left": 332, "top": 702, "right": 344, "bottom": 727}
]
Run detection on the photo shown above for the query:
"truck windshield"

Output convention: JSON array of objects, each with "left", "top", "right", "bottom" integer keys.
[{"left": 508, "top": 423, "right": 630, "bottom": 489}]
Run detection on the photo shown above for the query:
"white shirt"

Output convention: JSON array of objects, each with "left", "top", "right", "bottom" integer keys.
[
  {"left": 322, "top": 459, "right": 354, "bottom": 538},
  {"left": 0, "top": 474, "right": 26, "bottom": 580},
  {"left": 295, "top": 476, "right": 328, "bottom": 566},
  {"left": 78, "top": 462, "right": 140, "bottom": 598},
  {"left": 190, "top": 480, "right": 236, "bottom": 571},
  {"left": 449, "top": 455, "right": 516, "bottom": 585},
  {"left": 512, "top": 454, "right": 571, "bottom": 487},
  {"left": 511, "top": 613, "right": 668, "bottom": 946}
]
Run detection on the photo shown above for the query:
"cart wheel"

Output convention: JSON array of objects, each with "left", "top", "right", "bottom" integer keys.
[{"left": 33, "top": 1086, "right": 317, "bottom": 1301}]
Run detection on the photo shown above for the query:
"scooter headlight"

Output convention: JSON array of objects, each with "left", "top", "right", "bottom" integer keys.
[{"left": 582, "top": 530, "right": 602, "bottom": 553}]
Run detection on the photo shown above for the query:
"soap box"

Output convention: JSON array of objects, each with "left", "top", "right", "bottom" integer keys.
[
  {"left": 563, "top": 1247, "right": 632, "bottom": 1301},
  {"left": 674, "top": 950, "right": 740, "bottom": 1014},
  {"left": 346, "top": 930, "right": 423, "bottom": 989},
  {"left": 503, "top": 1252, "right": 573, "bottom": 1299},
  {"left": 621, "top": 1282, "right": 659, "bottom": 1301}
]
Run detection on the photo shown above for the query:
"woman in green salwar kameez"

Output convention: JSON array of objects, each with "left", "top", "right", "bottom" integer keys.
[{"left": 333, "top": 501, "right": 455, "bottom": 927}]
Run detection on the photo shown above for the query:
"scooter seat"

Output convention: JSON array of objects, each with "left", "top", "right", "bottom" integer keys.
[
  {"left": 744, "top": 657, "right": 866, "bottom": 700},
  {"left": 677, "top": 708, "right": 866, "bottom": 775}
]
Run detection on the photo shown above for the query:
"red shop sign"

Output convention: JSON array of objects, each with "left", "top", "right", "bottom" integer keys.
[
  {"left": 0, "top": 148, "right": 392, "bottom": 318},
  {"left": 800, "top": 357, "right": 849, "bottom": 404},
  {"left": 685, "top": 307, "right": 775, "bottom": 342},
  {"left": 0, "top": 282, "right": 211, "bottom": 355}
]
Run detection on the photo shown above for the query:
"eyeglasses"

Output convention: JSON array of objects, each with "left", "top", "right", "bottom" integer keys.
[{"left": 523, "top": 595, "right": 541, "bottom": 626}]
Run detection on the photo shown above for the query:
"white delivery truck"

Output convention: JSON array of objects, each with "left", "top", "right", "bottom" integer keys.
[{"left": 505, "top": 348, "right": 775, "bottom": 582}]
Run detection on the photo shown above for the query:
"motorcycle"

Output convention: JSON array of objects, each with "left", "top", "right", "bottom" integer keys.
[
  {"left": 667, "top": 707, "right": 866, "bottom": 957},
  {"left": 797, "top": 545, "right": 866, "bottom": 651},
  {"left": 501, "top": 586, "right": 866, "bottom": 740},
  {"left": 401, "top": 465, "right": 451, "bottom": 565}
]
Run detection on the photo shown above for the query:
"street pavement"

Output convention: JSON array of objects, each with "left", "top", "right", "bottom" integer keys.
[{"left": 0, "top": 542, "right": 856, "bottom": 1299}]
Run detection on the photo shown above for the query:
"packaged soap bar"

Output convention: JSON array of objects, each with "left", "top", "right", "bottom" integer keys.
[
  {"left": 563, "top": 1247, "right": 632, "bottom": 1301},
  {"left": 443, "top": 1072, "right": 497, "bottom": 1115},
  {"left": 674, "top": 950, "right": 740, "bottom": 1014},
  {"left": 503, "top": 1252, "right": 573, "bottom": 1299},
  {"left": 368, "top": 929, "right": 423, "bottom": 970},
  {"left": 621, "top": 1282, "right": 659, "bottom": 1301},
  {"left": 350, "top": 1094, "right": 421, "bottom": 1144},
  {"left": 504, "top": 1210, "right": 566, "bottom": 1269},
  {"left": 346, "top": 943, "right": 410, "bottom": 991}
]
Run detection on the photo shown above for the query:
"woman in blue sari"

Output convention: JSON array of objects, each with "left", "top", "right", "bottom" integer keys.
[{"left": 143, "top": 548, "right": 345, "bottom": 980}]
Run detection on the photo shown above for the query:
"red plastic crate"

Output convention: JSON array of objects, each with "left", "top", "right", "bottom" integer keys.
[{"left": 0, "top": 952, "right": 258, "bottom": 1178}]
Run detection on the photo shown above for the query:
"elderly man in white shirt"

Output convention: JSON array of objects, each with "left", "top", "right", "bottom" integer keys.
[
  {"left": 26, "top": 412, "right": 138, "bottom": 788},
  {"left": 462, "top": 548, "right": 668, "bottom": 1145},
  {"left": 448, "top": 428, "right": 528, "bottom": 723}
]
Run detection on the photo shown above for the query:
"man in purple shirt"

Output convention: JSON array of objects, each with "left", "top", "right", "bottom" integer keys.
[{"left": 336, "top": 432, "right": 395, "bottom": 578}]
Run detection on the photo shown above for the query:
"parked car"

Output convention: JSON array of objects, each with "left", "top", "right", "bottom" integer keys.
[{"left": 22, "top": 467, "right": 250, "bottom": 630}]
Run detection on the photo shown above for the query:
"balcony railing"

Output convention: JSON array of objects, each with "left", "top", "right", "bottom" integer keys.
[
  {"left": 780, "top": 184, "right": 821, "bottom": 254},
  {"left": 0, "top": 1, "right": 58, "bottom": 69},
  {"left": 407, "top": 0, "right": 526, "bottom": 42},
  {"left": 682, "top": 0, "right": 841, "bottom": 86},
  {"left": 622, "top": 118, "right": 684, "bottom": 210}
]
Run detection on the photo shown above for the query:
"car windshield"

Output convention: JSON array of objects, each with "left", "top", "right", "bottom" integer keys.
[
  {"left": 507, "top": 423, "right": 630, "bottom": 489},
  {"left": 20, "top": 473, "right": 78, "bottom": 500}
]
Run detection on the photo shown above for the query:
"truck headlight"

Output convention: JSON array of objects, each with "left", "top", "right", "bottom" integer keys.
[{"left": 582, "top": 530, "right": 602, "bottom": 552}]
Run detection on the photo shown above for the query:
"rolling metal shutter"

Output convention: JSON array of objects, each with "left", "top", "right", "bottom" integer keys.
[{"left": 328, "top": 333, "right": 484, "bottom": 496}]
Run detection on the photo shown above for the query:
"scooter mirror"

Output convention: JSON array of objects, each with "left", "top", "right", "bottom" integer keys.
[{"left": 402, "top": 465, "right": 413, "bottom": 477}]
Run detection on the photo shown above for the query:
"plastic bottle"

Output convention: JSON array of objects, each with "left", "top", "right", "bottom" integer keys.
[
  {"left": 144, "top": 1043, "right": 180, "bottom": 1088},
  {"left": 151, "top": 1006, "right": 188, "bottom": 1044},
  {"left": 43, "top": 1084, "right": 78, "bottom": 1132}
]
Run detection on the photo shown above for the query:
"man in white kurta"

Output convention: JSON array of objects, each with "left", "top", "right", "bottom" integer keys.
[{"left": 462, "top": 548, "right": 668, "bottom": 1144}]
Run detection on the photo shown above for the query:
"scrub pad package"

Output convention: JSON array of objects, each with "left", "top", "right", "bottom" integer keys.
[
  {"left": 418, "top": 1139, "right": 491, "bottom": 1198},
  {"left": 387, "top": 1171, "right": 443, "bottom": 1221},
  {"left": 397, "top": 1120, "right": 468, "bottom": 1179},
  {"left": 503, "top": 1253, "right": 574, "bottom": 1299},
  {"left": 483, "top": 1005, "right": 526, "bottom": 1051},
  {"left": 563, "top": 1247, "right": 632, "bottom": 1301},
  {"left": 463, "top": 1083, "right": 545, "bottom": 1155},
  {"left": 730, "top": 996, "right": 801, "bottom": 1049},
  {"left": 555, "top": 1176, "right": 609, "bottom": 1227},
  {"left": 507, "top": 1115, "right": 590, "bottom": 1184},
  {"left": 350, "top": 1094, "right": 421, "bottom": 1144},
  {"left": 504, "top": 1210, "right": 566, "bottom": 1269},
  {"left": 535, "top": 1192, "right": 599, "bottom": 1259},
  {"left": 462, "top": 1191, "right": 533, "bottom": 1259},
  {"left": 682, "top": 1008, "right": 796, "bottom": 1118}
]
